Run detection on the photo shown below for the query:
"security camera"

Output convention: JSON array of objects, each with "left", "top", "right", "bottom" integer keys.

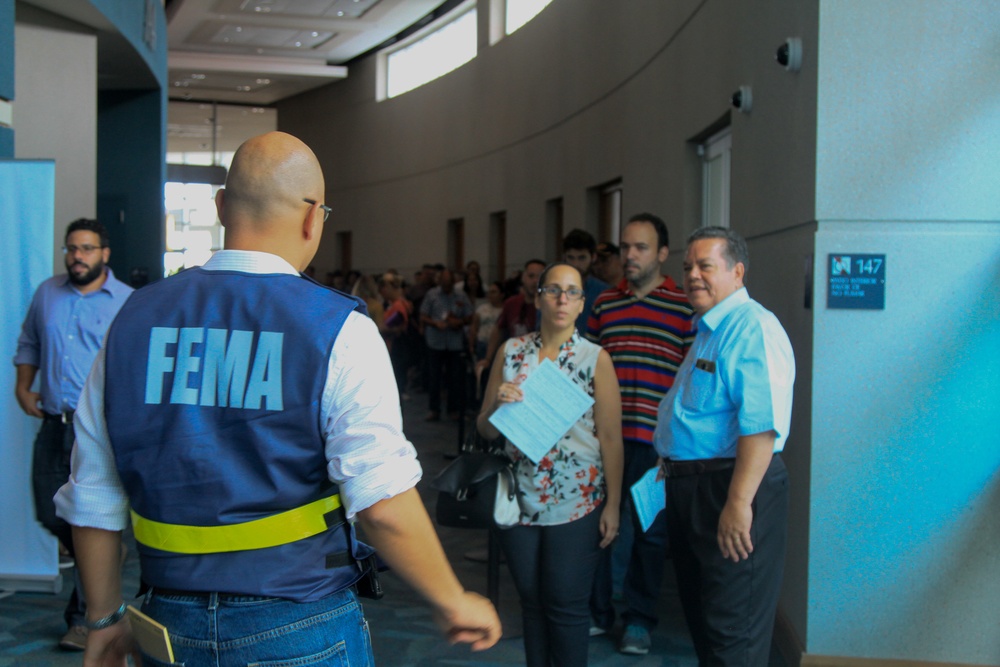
[
  {"left": 775, "top": 37, "right": 802, "bottom": 72},
  {"left": 731, "top": 85, "right": 752, "bottom": 114}
]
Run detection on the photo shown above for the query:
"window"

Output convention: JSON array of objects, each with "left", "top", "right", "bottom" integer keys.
[
  {"left": 505, "top": 0, "right": 554, "bottom": 35},
  {"left": 380, "top": 1, "right": 477, "bottom": 100},
  {"left": 701, "top": 127, "right": 731, "bottom": 228},
  {"left": 163, "top": 151, "right": 235, "bottom": 277}
]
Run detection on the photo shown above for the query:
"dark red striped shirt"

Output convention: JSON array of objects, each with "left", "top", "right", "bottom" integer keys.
[{"left": 586, "top": 276, "right": 694, "bottom": 446}]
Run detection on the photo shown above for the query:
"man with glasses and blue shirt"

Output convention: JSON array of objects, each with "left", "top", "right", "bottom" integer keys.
[
  {"left": 654, "top": 226, "right": 795, "bottom": 666},
  {"left": 13, "top": 218, "right": 133, "bottom": 650},
  {"left": 55, "top": 131, "right": 500, "bottom": 666}
]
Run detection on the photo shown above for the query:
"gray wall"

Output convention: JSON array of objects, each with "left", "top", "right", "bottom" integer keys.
[
  {"left": 279, "top": 0, "right": 818, "bottom": 281},
  {"left": 808, "top": 1, "right": 1000, "bottom": 663},
  {"left": 280, "top": 0, "right": 1000, "bottom": 663},
  {"left": 14, "top": 21, "right": 97, "bottom": 270}
]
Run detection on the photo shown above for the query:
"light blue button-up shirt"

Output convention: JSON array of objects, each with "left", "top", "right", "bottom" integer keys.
[
  {"left": 653, "top": 287, "right": 795, "bottom": 460},
  {"left": 13, "top": 268, "right": 133, "bottom": 414}
]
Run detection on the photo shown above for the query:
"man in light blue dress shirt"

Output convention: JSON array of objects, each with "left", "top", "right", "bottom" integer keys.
[
  {"left": 653, "top": 226, "right": 794, "bottom": 666},
  {"left": 13, "top": 218, "right": 133, "bottom": 650}
]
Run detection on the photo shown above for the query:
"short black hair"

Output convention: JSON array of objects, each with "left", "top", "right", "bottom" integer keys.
[
  {"left": 687, "top": 226, "right": 750, "bottom": 272},
  {"left": 596, "top": 241, "right": 618, "bottom": 257},
  {"left": 524, "top": 258, "right": 547, "bottom": 270},
  {"left": 65, "top": 218, "right": 109, "bottom": 247},
  {"left": 562, "top": 228, "right": 597, "bottom": 254},
  {"left": 626, "top": 212, "right": 669, "bottom": 249}
]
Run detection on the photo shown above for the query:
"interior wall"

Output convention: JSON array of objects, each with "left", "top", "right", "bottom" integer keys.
[
  {"left": 13, "top": 21, "right": 96, "bottom": 272},
  {"left": 278, "top": 0, "right": 818, "bottom": 277},
  {"left": 810, "top": 1, "right": 1000, "bottom": 663}
]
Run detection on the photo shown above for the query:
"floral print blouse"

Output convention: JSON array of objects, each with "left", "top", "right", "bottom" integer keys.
[{"left": 501, "top": 331, "right": 604, "bottom": 526}]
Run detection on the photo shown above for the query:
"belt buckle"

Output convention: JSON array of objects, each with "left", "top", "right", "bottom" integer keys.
[{"left": 61, "top": 412, "right": 72, "bottom": 424}]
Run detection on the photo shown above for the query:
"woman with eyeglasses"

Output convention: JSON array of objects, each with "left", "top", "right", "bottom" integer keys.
[{"left": 477, "top": 263, "right": 623, "bottom": 667}]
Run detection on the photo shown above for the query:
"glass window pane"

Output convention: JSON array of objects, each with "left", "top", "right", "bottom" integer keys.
[
  {"left": 506, "top": 0, "right": 553, "bottom": 34},
  {"left": 386, "top": 8, "right": 477, "bottom": 98}
]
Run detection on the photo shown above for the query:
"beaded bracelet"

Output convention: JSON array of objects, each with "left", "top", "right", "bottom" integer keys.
[{"left": 84, "top": 602, "right": 128, "bottom": 630}]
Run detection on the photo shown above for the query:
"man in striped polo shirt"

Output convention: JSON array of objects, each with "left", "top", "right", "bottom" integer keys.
[{"left": 586, "top": 213, "right": 694, "bottom": 655}]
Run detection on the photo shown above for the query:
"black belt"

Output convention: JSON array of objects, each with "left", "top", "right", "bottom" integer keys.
[
  {"left": 152, "top": 587, "right": 273, "bottom": 601},
  {"left": 662, "top": 457, "right": 736, "bottom": 478},
  {"left": 43, "top": 410, "right": 75, "bottom": 424}
]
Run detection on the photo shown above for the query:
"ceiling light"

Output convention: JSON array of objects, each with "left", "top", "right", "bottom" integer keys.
[
  {"left": 256, "top": 78, "right": 270, "bottom": 84},
  {"left": 235, "top": 26, "right": 242, "bottom": 32},
  {"left": 190, "top": 73, "right": 206, "bottom": 80},
  {"left": 337, "top": 11, "right": 344, "bottom": 16},
  {"left": 294, "top": 41, "right": 302, "bottom": 47}
]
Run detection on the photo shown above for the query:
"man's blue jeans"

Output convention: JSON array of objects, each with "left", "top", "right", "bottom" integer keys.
[{"left": 140, "top": 588, "right": 373, "bottom": 666}]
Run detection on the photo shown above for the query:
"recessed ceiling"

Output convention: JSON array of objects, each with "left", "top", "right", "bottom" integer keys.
[{"left": 167, "top": 0, "right": 448, "bottom": 105}]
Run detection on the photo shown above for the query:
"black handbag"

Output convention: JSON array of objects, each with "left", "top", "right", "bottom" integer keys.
[{"left": 431, "top": 452, "right": 517, "bottom": 529}]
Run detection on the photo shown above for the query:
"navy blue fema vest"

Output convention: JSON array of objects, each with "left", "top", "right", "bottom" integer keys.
[{"left": 104, "top": 267, "right": 371, "bottom": 602}]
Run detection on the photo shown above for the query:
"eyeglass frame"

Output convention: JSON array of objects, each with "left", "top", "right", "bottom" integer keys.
[
  {"left": 302, "top": 198, "right": 332, "bottom": 222},
  {"left": 62, "top": 244, "right": 106, "bottom": 255},
  {"left": 538, "top": 285, "right": 585, "bottom": 301}
]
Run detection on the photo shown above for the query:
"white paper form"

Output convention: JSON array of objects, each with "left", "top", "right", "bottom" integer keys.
[
  {"left": 630, "top": 466, "right": 666, "bottom": 532},
  {"left": 488, "top": 358, "right": 595, "bottom": 463}
]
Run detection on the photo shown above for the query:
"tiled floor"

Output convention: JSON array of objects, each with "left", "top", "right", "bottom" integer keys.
[{"left": 0, "top": 391, "right": 785, "bottom": 666}]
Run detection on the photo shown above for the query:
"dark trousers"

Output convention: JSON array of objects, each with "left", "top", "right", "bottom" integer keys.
[
  {"left": 31, "top": 417, "right": 87, "bottom": 627},
  {"left": 427, "top": 347, "right": 463, "bottom": 414},
  {"left": 590, "top": 441, "right": 668, "bottom": 631},
  {"left": 388, "top": 341, "right": 409, "bottom": 401},
  {"left": 666, "top": 455, "right": 788, "bottom": 666},
  {"left": 498, "top": 509, "right": 603, "bottom": 667}
]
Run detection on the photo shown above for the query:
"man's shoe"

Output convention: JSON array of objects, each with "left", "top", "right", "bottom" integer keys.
[
  {"left": 588, "top": 620, "right": 607, "bottom": 637},
  {"left": 619, "top": 624, "right": 651, "bottom": 655},
  {"left": 59, "top": 625, "right": 88, "bottom": 651}
]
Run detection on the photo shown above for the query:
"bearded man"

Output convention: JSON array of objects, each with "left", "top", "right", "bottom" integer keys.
[{"left": 13, "top": 218, "right": 133, "bottom": 651}]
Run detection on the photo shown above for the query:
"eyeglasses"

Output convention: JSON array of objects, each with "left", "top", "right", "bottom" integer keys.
[
  {"left": 538, "top": 285, "right": 585, "bottom": 301},
  {"left": 302, "top": 198, "right": 332, "bottom": 222},
  {"left": 62, "top": 244, "right": 104, "bottom": 255}
]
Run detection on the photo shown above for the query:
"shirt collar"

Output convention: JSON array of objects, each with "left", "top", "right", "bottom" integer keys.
[
  {"left": 202, "top": 250, "right": 300, "bottom": 276},
  {"left": 618, "top": 274, "right": 677, "bottom": 296},
  {"left": 698, "top": 287, "right": 750, "bottom": 331}
]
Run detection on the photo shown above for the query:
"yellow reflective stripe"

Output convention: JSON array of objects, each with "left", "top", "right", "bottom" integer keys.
[{"left": 131, "top": 494, "right": 342, "bottom": 554}]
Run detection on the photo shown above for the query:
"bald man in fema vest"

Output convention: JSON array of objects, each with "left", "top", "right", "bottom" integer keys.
[{"left": 55, "top": 131, "right": 501, "bottom": 665}]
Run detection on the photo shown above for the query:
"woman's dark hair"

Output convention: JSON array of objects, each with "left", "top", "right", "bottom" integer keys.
[
  {"left": 463, "top": 271, "right": 485, "bottom": 299},
  {"left": 537, "top": 262, "right": 582, "bottom": 289}
]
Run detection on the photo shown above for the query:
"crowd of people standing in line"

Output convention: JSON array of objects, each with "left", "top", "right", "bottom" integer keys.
[{"left": 304, "top": 215, "right": 794, "bottom": 667}]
